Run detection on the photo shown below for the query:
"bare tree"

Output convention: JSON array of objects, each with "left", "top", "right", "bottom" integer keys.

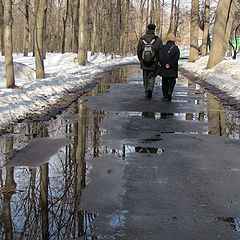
[
  {"left": 189, "top": 0, "right": 199, "bottom": 62},
  {"left": 207, "top": 0, "right": 237, "bottom": 68},
  {"left": 78, "top": 0, "right": 88, "bottom": 65},
  {"left": 71, "top": 0, "right": 79, "bottom": 53},
  {"left": 123, "top": 0, "right": 129, "bottom": 57},
  {"left": 0, "top": 0, "right": 4, "bottom": 55},
  {"left": 34, "top": 0, "right": 47, "bottom": 78},
  {"left": 228, "top": 23, "right": 240, "bottom": 59},
  {"left": 61, "top": 0, "right": 69, "bottom": 54},
  {"left": 201, "top": 0, "right": 210, "bottom": 56},
  {"left": 168, "top": 0, "right": 174, "bottom": 34},
  {"left": 4, "top": 0, "right": 15, "bottom": 88},
  {"left": 23, "top": 0, "right": 30, "bottom": 56}
]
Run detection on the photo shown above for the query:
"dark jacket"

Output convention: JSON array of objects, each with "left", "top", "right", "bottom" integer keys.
[
  {"left": 137, "top": 30, "right": 162, "bottom": 71},
  {"left": 159, "top": 40, "right": 180, "bottom": 78}
]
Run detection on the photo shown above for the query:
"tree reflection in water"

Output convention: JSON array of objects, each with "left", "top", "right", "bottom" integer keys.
[{"left": 0, "top": 71, "right": 117, "bottom": 239}]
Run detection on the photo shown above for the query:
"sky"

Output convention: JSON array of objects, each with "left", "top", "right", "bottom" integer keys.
[{"left": 0, "top": 50, "right": 239, "bottom": 131}]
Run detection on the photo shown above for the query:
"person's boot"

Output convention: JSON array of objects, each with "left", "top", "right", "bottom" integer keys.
[{"left": 167, "top": 94, "right": 172, "bottom": 101}]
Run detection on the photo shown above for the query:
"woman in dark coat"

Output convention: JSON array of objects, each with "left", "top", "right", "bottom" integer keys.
[{"left": 159, "top": 33, "right": 180, "bottom": 101}]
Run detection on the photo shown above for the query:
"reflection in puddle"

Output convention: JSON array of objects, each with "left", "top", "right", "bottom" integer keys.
[
  {"left": 218, "top": 217, "right": 240, "bottom": 233},
  {"left": 135, "top": 146, "right": 163, "bottom": 154}
]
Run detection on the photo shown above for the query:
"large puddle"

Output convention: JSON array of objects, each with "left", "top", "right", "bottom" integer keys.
[{"left": 0, "top": 65, "right": 240, "bottom": 239}]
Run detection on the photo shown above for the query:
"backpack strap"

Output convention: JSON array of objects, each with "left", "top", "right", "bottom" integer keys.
[
  {"left": 141, "top": 36, "right": 157, "bottom": 45},
  {"left": 142, "top": 39, "right": 148, "bottom": 45},
  {"left": 167, "top": 44, "right": 175, "bottom": 55}
]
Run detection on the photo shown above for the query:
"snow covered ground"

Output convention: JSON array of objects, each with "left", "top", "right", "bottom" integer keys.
[
  {"left": 181, "top": 55, "right": 240, "bottom": 101},
  {"left": 0, "top": 50, "right": 239, "bottom": 131},
  {"left": 0, "top": 52, "right": 138, "bottom": 130}
]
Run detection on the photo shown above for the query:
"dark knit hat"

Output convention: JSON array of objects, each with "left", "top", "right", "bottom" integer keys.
[{"left": 147, "top": 24, "right": 156, "bottom": 31}]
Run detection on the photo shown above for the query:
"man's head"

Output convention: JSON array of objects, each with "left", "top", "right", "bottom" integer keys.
[{"left": 147, "top": 24, "right": 156, "bottom": 31}]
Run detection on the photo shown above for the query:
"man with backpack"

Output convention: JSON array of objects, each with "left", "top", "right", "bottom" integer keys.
[{"left": 137, "top": 23, "right": 162, "bottom": 99}]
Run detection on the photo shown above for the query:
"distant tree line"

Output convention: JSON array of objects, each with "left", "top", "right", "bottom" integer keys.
[{"left": 0, "top": 0, "right": 239, "bottom": 88}]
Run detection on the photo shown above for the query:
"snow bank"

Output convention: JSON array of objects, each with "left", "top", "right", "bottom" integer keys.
[
  {"left": 0, "top": 53, "right": 138, "bottom": 130},
  {"left": 181, "top": 56, "right": 240, "bottom": 100}
]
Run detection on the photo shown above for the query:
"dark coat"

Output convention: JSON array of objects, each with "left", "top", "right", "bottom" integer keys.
[
  {"left": 137, "top": 30, "right": 162, "bottom": 71},
  {"left": 159, "top": 41, "right": 180, "bottom": 78}
]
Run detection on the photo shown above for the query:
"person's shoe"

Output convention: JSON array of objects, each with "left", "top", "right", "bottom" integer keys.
[
  {"left": 147, "top": 90, "right": 152, "bottom": 99},
  {"left": 167, "top": 94, "right": 172, "bottom": 101}
]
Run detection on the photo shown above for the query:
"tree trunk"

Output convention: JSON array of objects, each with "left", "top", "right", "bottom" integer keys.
[
  {"left": 91, "top": 0, "right": 99, "bottom": 55},
  {"left": 160, "top": 0, "right": 164, "bottom": 38},
  {"left": 146, "top": 0, "right": 149, "bottom": 29},
  {"left": 122, "top": 0, "right": 129, "bottom": 57},
  {"left": 201, "top": 0, "right": 210, "bottom": 56},
  {"left": 155, "top": 0, "right": 161, "bottom": 36},
  {"left": 150, "top": 0, "right": 155, "bottom": 23},
  {"left": 168, "top": 0, "right": 174, "bottom": 34},
  {"left": 0, "top": 0, "right": 4, "bottom": 55},
  {"left": 107, "top": 0, "right": 113, "bottom": 53},
  {"left": 61, "top": 0, "right": 69, "bottom": 54},
  {"left": 4, "top": 0, "right": 15, "bottom": 88},
  {"left": 78, "top": 0, "right": 88, "bottom": 65},
  {"left": 72, "top": 0, "right": 79, "bottom": 53},
  {"left": 189, "top": 0, "right": 199, "bottom": 62},
  {"left": 173, "top": 0, "right": 180, "bottom": 36},
  {"left": 207, "top": 0, "right": 237, "bottom": 68},
  {"left": 23, "top": 0, "right": 30, "bottom": 56},
  {"left": 35, "top": 0, "right": 47, "bottom": 79},
  {"left": 139, "top": 0, "right": 144, "bottom": 38},
  {"left": 116, "top": 0, "right": 122, "bottom": 54}
]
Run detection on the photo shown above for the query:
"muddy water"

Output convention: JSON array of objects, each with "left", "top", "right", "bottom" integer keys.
[{"left": 0, "top": 65, "right": 240, "bottom": 239}]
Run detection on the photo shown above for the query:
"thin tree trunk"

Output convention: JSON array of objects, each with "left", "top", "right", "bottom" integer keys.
[
  {"left": 78, "top": 0, "right": 88, "bottom": 65},
  {"left": 91, "top": 0, "right": 99, "bottom": 54},
  {"left": 4, "top": 0, "right": 15, "bottom": 88},
  {"left": 122, "top": 0, "right": 129, "bottom": 57},
  {"left": 146, "top": 0, "right": 149, "bottom": 28},
  {"left": 150, "top": 0, "right": 154, "bottom": 23},
  {"left": 72, "top": 0, "right": 79, "bottom": 53},
  {"left": 173, "top": 0, "right": 180, "bottom": 36},
  {"left": 155, "top": 0, "right": 161, "bottom": 36},
  {"left": 61, "top": 0, "right": 69, "bottom": 54},
  {"left": 35, "top": 0, "right": 47, "bottom": 78},
  {"left": 160, "top": 0, "right": 164, "bottom": 38},
  {"left": 201, "top": 0, "right": 210, "bottom": 56},
  {"left": 23, "top": 0, "right": 30, "bottom": 56},
  {"left": 107, "top": 0, "right": 113, "bottom": 53},
  {"left": 207, "top": 0, "right": 237, "bottom": 68},
  {"left": 0, "top": 0, "right": 4, "bottom": 55},
  {"left": 116, "top": 0, "right": 122, "bottom": 54},
  {"left": 189, "top": 0, "right": 199, "bottom": 62},
  {"left": 168, "top": 0, "right": 174, "bottom": 34}
]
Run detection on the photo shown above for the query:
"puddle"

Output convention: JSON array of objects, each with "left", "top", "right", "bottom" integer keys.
[
  {"left": 135, "top": 146, "right": 163, "bottom": 154},
  {"left": 0, "top": 65, "right": 240, "bottom": 239},
  {"left": 218, "top": 217, "right": 240, "bottom": 233}
]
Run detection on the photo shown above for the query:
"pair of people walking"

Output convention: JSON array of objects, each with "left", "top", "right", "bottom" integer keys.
[{"left": 137, "top": 24, "right": 180, "bottom": 101}]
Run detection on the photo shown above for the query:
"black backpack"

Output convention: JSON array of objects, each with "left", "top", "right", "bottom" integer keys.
[{"left": 141, "top": 37, "right": 157, "bottom": 65}]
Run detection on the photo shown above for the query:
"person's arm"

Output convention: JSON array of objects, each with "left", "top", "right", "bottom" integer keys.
[
  {"left": 159, "top": 46, "right": 166, "bottom": 67},
  {"left": 167, "top": 46, "right": 180, "bottom": 67},
  {"left": 137, "top": 39, "right": 143, "bottom": 61}
]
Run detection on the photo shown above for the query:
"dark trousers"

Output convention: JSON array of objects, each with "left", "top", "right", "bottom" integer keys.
[
  {"left": 162, "top": 77, "right": 176, "bottom": 97},
  {"left": 143, "top": 70, "right": 156, "bottom": 92}
]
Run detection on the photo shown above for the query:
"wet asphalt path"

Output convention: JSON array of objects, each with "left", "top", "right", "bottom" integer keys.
[
  {"left": 79, "top": 65, "right": 240, "bottom": 239},
  {"left": 2, "top": 65, "right": 240, "bottom": 240}
]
